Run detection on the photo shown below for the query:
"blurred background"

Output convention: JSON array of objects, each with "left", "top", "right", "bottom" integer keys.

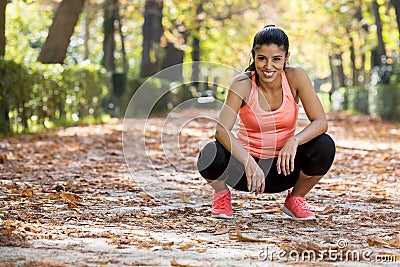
[{"left": 0, "top": 0, "right": 399, "bottom": 135}]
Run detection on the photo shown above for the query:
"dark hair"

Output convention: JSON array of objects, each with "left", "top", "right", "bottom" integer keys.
[{"left": 245, "top": 25, "right": 289, "bottom": 74}]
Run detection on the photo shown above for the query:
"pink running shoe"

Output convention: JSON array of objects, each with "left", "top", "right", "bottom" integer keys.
[
  {"left": 211, "top": 189, "right": 233, "bottom": 219},
  {"left": 281, "top": 190, "right": 316, "bottom": 220}
]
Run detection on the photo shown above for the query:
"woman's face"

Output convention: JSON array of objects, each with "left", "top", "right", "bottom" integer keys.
[{"left": 254, "top": 44, "right": 289, "bottom": 83}]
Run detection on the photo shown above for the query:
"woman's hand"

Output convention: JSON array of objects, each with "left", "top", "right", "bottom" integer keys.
[
  {"left": 277, "top": 136, "right": 299, "bottom": 176},
  {"left": 245, "top": 159, "right": 265, "bottom": 195}
]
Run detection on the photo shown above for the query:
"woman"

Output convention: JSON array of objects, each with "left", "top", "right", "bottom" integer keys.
[{"left": 197, "top": 25, "right": 335, "bottom": 220}]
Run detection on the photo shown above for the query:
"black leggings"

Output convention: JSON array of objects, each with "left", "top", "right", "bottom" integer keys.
[{"left": 197, "top": 134, "right": 335, "bottom": 193}]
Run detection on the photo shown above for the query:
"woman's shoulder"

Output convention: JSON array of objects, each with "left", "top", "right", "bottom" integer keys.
[
  {"left": 229, "top": 71, "right": 253, "bottom": 101},
  {"left": 230, "top": 72, "right": 253, "bottom": 91},
  {"left": 232, "top": 71, "right": 253, "bottom": 82},
  {"left": 285, "top": 66, "right": 309, "bottom": 87},
  {"left": 284, "top": 65, "right": 307, "bottom": 77}
]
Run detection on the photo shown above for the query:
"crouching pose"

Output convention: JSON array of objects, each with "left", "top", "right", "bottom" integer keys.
[{"left": 197, "top": 25, "right": 335, "bottom": 220}]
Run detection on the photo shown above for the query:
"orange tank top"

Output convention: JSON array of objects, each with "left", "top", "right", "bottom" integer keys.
[{"left": 237, "top": 71, "right": 299, "bottom": 159}]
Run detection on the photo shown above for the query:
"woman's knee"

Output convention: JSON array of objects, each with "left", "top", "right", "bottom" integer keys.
[
  {"left": 300, "top": 134, "right": 335, "bottom": 176},
  {"left": 197, "top": 141, "right": 227, "bottom": 178},
  {"left": 316, "top": 134, "right": 336, "bottom": 160}
]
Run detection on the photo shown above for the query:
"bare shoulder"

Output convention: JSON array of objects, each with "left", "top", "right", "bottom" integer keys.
[
  {"left": 229, "top": 71, "right": 253, "bottom": 100},
  {"left": 285, "top": 66, "right": 308, "bottom": 81},
  {"left": 232, "top": 71, "right": 253, "bottom": 84},
  {"left": 285, "top": 66, "right": 312, "bottom": 90}
]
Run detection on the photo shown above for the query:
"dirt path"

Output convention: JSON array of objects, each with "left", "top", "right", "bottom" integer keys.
[{"left": 0, "top": 110, "right": 399, "bottom": 267}]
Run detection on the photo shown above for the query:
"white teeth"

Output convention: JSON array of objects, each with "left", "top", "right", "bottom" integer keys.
[{"left": 263, "top": 71, "right": 274, "bottom": 78}]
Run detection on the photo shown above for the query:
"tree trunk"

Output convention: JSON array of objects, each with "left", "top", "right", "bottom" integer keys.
[
  {"left": 84, "top": 0, "right": 90, "bottom": 60},
  {"left": 0, "top": 0, "right": 9, "bottom": 133},
  {"left": 102, "top": 0, "right": 117, "bottom": 72},
  {"left": 390, "top": 0, "right": 400, "bottom": 44},
  {"left": 162, "top": 42, "right": 184, "bottom": 81},
  {"left": 38, "top": 0, "right": 85, "bottom": 64},
  {"left": 372, "top": 0, "right": 386, "bottom": 66},
  {"left": 0, "top": 0, "right": 7, "bottom": 57},
  {"left": 333, "top": 53, "right": 346, "bottom": 88},
  {"left": 116, "top": 1, "right": 127, "bottom": 74},
  {"left": 328, "top": 55, "right": 336, "bottom": 92},
  {"left": 140, "top": 0, "right": 163, "bottom": 78},
  {"left": 348, "top": 30, "right": 357, "bottom": 86},
  {"left": 191, "top": 3, "right": 203, "bottom": 90},
  {"left": 0, "top": 98, "right": 10, "bottom": 134}
]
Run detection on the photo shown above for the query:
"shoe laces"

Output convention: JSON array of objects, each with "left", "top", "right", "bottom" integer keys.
[
  {"left": 214, "top": 192, "right": 230, "bottom": 209},
  {"left": 293, "top": 196, "right": 309, "bottom": 210}
]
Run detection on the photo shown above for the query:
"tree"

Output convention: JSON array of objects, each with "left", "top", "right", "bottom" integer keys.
[
  {"left": 140, "top": 0, "right": 163, "bottom": 78},
  {"left": 390, "top": 0, "right": 400, "bottom": 45},
  {"left": 372, "top": 0, "right": 386, "bottom": 66},
  {"left": 102, "top": 0, "right": 117, "bottom": 71},
  {"left": 0, "top": 0, "right": 7, "bottom": 57},
  {"left": 38, "top": 0, "right": 85, "bottom": 64}
]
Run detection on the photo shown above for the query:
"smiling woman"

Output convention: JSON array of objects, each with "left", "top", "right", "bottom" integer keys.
[{"left": 197, "top": 25, "right": 336, "bottom": 220}]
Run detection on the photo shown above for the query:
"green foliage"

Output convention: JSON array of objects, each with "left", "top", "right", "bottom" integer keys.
[
  {"left": 123, "top": 77, "right": 171, "bottom": 118},
  {"left": 0, "top": 58, "right": 109, "bottom": 134},
  {"left": 5, "top": 1, "right": 53, "bottom": 64},
  {"left": 369, "top": 83, "right": 400, "bottom": 121},
  {"left": 317, "top": 93, "right": 332, "bottom": 113},
  {"left": 347, "top": 86, "right": 369, "bottom": 114},
  {"left": 331, "top": 81, "right": 400, "bottom": 122},
  {"left": 331, "top": 86, "right": 369, "bottom": 114},
  {"left": 3, "top": 0, "right": 400, "bottom": 130}
]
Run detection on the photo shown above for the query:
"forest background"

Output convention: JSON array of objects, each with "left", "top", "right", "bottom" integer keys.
[{"left": 0, "top": 0, "right": 399, "bottom": 135}]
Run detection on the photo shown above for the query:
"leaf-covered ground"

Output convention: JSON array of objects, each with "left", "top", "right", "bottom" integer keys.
[{"left": 0, "top": 110, "right": 399, "bottom": 267}]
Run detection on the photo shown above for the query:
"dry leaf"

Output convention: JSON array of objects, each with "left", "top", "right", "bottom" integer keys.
[
  {"left": 66, "top": 200, "right": 78, "bottom": 209},
  {"left": 138, "top": 217, "right": 153, "bottom": 223},
  {"left": 178, "top": 242, "right": 195, "bottom": 251},
  {"left": 170, "top": 258, "right": 196, "bottom": 267},
  {"left": 20, "top": 189, "right": 34, "bottom": 197},
  {"left": 61, "top": 191, "right": 83, "bottom": 204},
  {"left": 138, "top": 194, "right": 154, "bottom": 200},
  {"left": 388, "top": 235, "right": 400, "bottom": 248},
  {"left": 24, "top": 224, "right": 38, "bottom": 233},
  {"left": 0, "top": 153, "right": 8, "bottom": 163},
  {"left": 367, "top": 237, "right": 389, "bottom": 247},
  {"left": 228, "top": 227, "right": 268, "bottom": 242},
  {"left": 2, "top": 220, "right": 19, "bottom": 227},
  {"left": 177, "top": 193, "right": 193, "bottom": 204},
  {"left": 212, "top": 224, "right": 230, "bottom": 235},
  {"left": 321, "top": 205, "right": 337, "bottom": 214}
]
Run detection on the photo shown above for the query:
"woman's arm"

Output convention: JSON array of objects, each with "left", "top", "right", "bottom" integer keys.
[
  {"left": 215, "top": 74, "right": 265, "bottom": 194},
  {"left": 290, "top": 66, "right": 328, "bottom": 144},
  {"left": 278, "top": 66, "right": 328, "bottom": 175}
]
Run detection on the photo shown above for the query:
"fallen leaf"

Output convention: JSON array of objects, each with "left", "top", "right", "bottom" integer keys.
[
  {"left": 24, "top": 224, "right": 38, "bottom": 233},
  {"left": 170, "top": 258, "right": 196, "bottom": 267},
  {"left": 178, "top": 242, "right": 196, "bottom": 250},
  {"left": 228, "top": 227, "right": 268, "bottom": 242},
  {"left": 177, "top": 192, "right": 193, "bottom": 204},
  {"left": 388, "top": 235, "right": 400, "bottom": 248},
  {"left": 0, "top": 153, "right": 8, "bottom": 163},
  {"left": 61, "top": 191, "right": 83, "bottom": 204},
  {"left": 367, "top": 237, "right": 389, "bottom": 247},
  {"left": 66, "top": 200, "right": 78, "bottom": 209},
  {"left": 321, "top": 205, "right": 337, "bottom": 214},
  {"left": 138, "top": 194, "right": 154, "bottom": 200},
  {"left": 212, "top": 224, "right": 230, "bottom": 235},
  {"left": 138, "top": 217, "right": 153, "bottom": 223},
  {"left": 20, "top": 189, "right": 34, "bottom": 197}
]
